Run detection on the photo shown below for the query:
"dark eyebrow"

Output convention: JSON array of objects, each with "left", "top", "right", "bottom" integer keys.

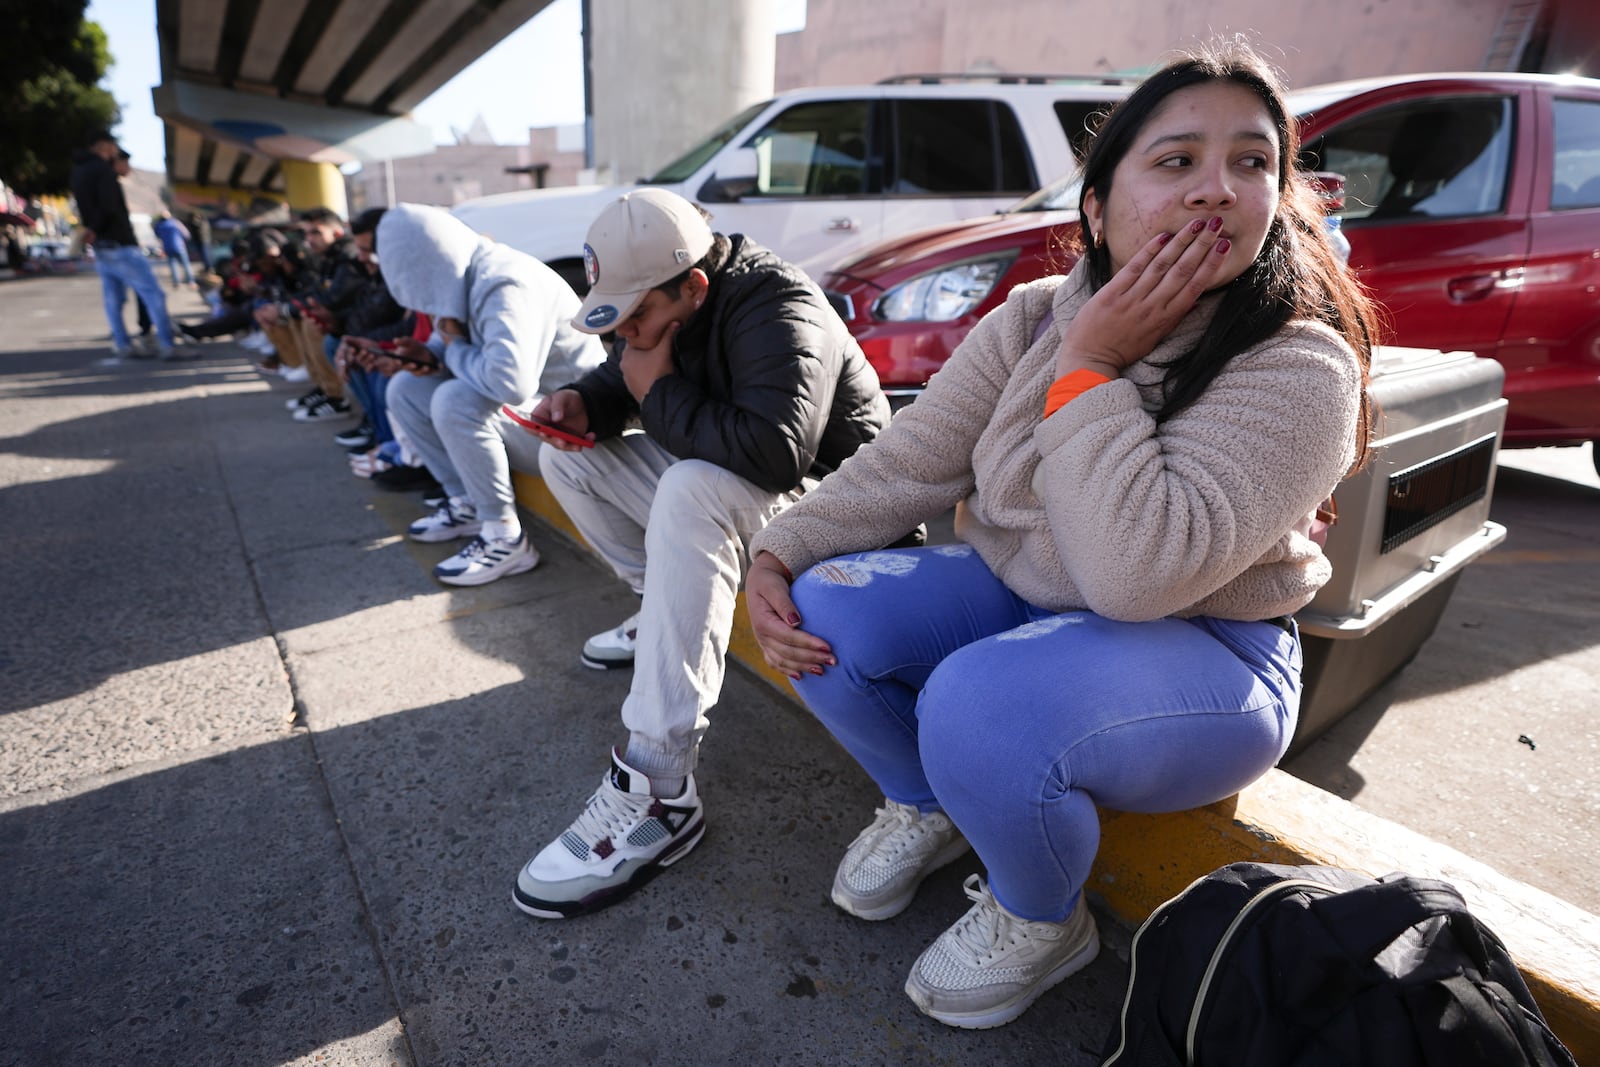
[{"left": 1143, "top": 129, "right": 1277, "bottom": 152}]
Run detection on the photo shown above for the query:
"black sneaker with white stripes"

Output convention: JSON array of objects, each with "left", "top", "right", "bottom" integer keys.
[{"left": 293, "top": 395, "right": 352, "bottom": 422}]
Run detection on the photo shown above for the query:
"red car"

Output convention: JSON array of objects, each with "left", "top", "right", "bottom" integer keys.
[{"left": 823, "top": 73, "right": 1600, "bottom": 467}]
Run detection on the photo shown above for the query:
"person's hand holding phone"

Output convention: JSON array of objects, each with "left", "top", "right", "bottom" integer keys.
[
  {"left": 353, "top": 336, "right": 439, "bottom": 377},
  {"left": 506, "top": 389, "right": 594, "bottom": 451}
]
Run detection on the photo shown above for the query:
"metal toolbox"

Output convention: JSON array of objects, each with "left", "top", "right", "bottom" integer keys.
[{"left": 1290, "top": 346, "right": 1509, "bottom": 755}]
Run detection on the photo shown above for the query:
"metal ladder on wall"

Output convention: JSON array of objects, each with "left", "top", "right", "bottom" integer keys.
[{"left": 1483, "top": 0, "right": 1545, "bottom": 71}]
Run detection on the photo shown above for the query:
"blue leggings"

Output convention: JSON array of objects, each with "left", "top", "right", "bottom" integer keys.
[{"left": 790, "top": 545, "right": 1300, "bottom": 922}]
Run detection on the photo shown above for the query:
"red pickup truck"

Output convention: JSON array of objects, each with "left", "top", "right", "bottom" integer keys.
[{"left": 823, "top": 72, "right": 1600, "bottom": 471}]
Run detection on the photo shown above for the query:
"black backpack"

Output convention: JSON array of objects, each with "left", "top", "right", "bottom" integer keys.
[{"left": 1100, "top": 862, "right": 1577, "bottom": 1067}]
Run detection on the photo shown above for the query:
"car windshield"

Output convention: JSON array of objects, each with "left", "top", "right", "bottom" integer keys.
[
  {"left": 643, "top": 100, "right": 773, "bottom": 183},
  {"left": 1003, "top": 86, "right": 1365, "bottom": 216},
  {"left": 1006, "top": 171, "right": 1082, "bottom": 213}
]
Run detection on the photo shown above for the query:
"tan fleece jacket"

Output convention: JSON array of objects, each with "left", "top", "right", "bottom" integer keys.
[{"left": 749, "top": 260, "right": 1364, "bottom": 622}]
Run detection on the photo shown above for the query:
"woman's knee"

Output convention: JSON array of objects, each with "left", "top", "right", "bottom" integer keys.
[{"left": 788, "top": 554, "right": 915, "bottom": 647}]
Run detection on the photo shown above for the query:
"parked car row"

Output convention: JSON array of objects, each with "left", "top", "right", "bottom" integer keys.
[
  {"left": 454, "top": 74, "right": 1135, "bottom": 292},
  {"left": 820, "top": 71, "right": 1600, "bottom": 471},
  {"left": 454, "top": 70, "right": 1600, "bottom": 471}
]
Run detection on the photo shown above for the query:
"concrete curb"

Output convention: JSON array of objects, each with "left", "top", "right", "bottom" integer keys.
[{"left": 513, "top": 472, "right": 1599, "bottom": 1062}]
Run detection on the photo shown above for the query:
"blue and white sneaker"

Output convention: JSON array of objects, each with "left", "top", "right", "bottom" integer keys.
[
  {"left": 433, "top": 531, "right": 539, "bottom": 586},
  {"left": 514, "top": 750, "right": 705, "bottom": 918},
  {"left": 406, "top": 499, "right": 480, "bottom": 543}
]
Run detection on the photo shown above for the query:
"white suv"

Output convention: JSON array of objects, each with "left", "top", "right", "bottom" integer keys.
[{"left": 451, "top": 76, "right": 1132, "bottom": 287}]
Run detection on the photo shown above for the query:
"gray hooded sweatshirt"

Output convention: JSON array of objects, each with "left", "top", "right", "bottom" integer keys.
[{"left": 377, "top": 204, "right": 603, "bottom": 405}]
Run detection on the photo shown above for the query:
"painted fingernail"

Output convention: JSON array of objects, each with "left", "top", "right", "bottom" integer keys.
[
  {"left": 1156, "top": 232, "right": 1172, "bottom": 246},
  {"left": 787, "top": 613, "right": 801, "bottom": 626},
  {"left": 810, "top": 665, "right": 824, "bottom": 676},
  {"left": 1209, "top": 215, "right": 1224, "bottom": 232},
  {"left": 1214, "top": 239, "right": 1231, "bottom": 255},
  {"left": 1189, "top": 219, "right": 1205, "bottom": 235}
]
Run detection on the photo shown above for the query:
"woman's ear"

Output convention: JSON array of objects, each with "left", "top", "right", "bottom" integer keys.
[{"left": 1082, "top": 188, "right": 1105, "bottom": 248}]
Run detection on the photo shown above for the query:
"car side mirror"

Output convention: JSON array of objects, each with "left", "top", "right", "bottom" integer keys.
[{"left": 698, "top": 147, "right": 760, "bottom": 203}]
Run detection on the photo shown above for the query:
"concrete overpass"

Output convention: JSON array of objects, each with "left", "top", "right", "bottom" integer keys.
[{"left": 150, "top": 0, "right": 557, "bottom": 216}]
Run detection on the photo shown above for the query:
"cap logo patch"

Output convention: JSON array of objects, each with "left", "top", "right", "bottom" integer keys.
[
  {"left": 673, "top": 248, "right": 691, "bottom": 264},
  {"left": 584, "top": 304, "right": 619, "bottom": 329},
  {"left": 583, "top": 244, "right": 600, "bottom": 286}
]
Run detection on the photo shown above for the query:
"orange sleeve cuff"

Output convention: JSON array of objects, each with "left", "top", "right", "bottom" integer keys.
[{"left": 1044, "top": 369, "right": 1114, "bottom": 418}]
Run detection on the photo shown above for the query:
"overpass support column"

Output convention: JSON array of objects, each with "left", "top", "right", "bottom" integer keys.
[
  {"left": 281, "top": 160, "right": 349, "bottom": 220},
  {"left": 590, "top": 0, "right": 775, "bottom": 184}
]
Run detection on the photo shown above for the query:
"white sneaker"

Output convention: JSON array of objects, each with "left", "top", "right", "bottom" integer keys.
[
  {"left": 279, "top": 364, "right": 309, "bottom": 383},
  {"left": 580, "top": 612, "right": 639, "bottom": 670},
  {"left": 407, "top": 499, "right": 481, "bottom": 543},
  {"left": 831, "top": 800, "right": 971, "bottom": 920},
  {"left": 904, "top": 874, "right": 1100, "bottom": 1029},
  {"left": 513, "top": 749, "right": 705, "bottom": 918},
  {"left": 433, "top": 531, "right": 539, "bottom": 586}
]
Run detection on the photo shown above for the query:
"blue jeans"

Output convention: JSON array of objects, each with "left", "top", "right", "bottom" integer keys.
[
  {"left": 789, "top": 545, "right": 1300, "bottom": 921},
  {"left": 94, "top": 245, "right": 173, "bottom": 348},
  {"left": 165, "top": 250, "right": 195, "bottom": 286},
  {"left": 330, "top": 336, "right": 393, "bottom": 445}
]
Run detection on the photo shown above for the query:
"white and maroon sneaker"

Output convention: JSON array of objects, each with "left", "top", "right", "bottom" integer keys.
[{"left": 513, "top": 749, "right": 704, "bottom": 918}]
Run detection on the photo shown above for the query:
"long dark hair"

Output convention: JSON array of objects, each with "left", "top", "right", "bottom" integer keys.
[{"left": 1073, "top": 42, "right": 1378, "bottom": 472}]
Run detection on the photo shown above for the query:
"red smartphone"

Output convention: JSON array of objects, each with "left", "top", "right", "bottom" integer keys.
[{"left": 501, "top": 404, "right": 595, "bottom": 448}]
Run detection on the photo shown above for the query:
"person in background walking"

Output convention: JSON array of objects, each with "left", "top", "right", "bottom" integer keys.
[
  {"left": 153, "top": 212, "right": 196, "bottom": 288},
  {"left": 69, "top": 130, "right": 180, "bottom": 363}
]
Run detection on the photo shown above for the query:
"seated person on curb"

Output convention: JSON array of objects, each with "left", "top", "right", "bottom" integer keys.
[
  {"left": 509, "top": 188, "right": 891, "bottom": 919},
  {"left": 744, "top": 43, "right": 1378, "bottom": 1031},
  {"left": 374, "top": 203, "right": 605, "bottom": 586},
  {"left": 285, "top": 207, "right": 369, "bottom": 423},
  {"left": 331, "top": 208, "right": 411, "bottom": 459}
]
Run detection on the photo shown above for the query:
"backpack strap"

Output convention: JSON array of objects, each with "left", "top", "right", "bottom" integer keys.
[{"left": 1312, "top": 877, "right": 1479, "bottom": 965}]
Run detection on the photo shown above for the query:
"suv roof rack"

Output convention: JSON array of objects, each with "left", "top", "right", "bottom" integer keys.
[{"left": 878, "top": 72, "right": 1142, "bottom": 86}]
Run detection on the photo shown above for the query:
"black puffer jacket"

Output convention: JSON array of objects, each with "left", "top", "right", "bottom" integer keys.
[
  {"left": 340, "top": 270, "right": 409, "bottom": 341},
  {"left": 568, "top": 235, "right": 890, "bottom": 493}
]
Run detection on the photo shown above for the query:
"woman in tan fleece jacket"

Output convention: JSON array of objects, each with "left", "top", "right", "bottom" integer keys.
[{"left": 745, "top": 43, "right": 1379, "bottom": 1030}]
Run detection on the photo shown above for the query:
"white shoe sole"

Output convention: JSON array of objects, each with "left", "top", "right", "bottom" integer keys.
[
  {"left": 831, "top": 834, "right": 973, "bottom": 921},
  {"left": 407, "top": 522, "right": 482, "bottom": 544},
  {"left": 511, "top": 819, "right": 706, "bottom": 919},
  {"left": 906, "top": 926, "right": 1101, "bottom": 1030},
  {"left": 435, "top": 550, "right": 539, "bottom": 587}
]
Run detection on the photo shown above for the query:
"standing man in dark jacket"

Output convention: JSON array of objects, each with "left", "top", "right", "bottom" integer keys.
[
  {"left": 511, "top": 188, "right": 891, "bottom": 918},
  {"left": 69, "top": 130, "right": 178, "bottom": 362}
]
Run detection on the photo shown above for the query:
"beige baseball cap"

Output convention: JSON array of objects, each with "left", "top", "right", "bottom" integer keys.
[{"left": 573, "top": 189, "right": 714, "bottom": 334}]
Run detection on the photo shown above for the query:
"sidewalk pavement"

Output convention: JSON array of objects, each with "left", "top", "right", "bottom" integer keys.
[
  {"left": 5, "top": 274, "right": 1598, "bottom": 1066},
  {"left": 0, "top": 276, "right": 1133, "bottom": 1064}
]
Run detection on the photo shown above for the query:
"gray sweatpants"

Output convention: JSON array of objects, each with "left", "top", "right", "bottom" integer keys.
[{"left": 386, "top": 372, "right": 545, "bottom": 528}]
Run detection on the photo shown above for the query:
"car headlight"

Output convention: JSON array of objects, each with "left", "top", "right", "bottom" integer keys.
[{"left": 872, "top": 253, "right": 1018, "bottom": 322}]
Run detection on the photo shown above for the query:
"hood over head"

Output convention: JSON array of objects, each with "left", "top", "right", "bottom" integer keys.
[{"left": 376, "top": 203, "right": 491, "bottom": 321}]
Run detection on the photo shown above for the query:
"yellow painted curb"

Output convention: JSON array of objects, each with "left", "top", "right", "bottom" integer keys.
[{"left": 514, "top": 473, "right": 1599, "bottom": 1061}]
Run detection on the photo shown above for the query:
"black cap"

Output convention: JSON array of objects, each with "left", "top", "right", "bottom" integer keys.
[
  {"left": 88, "top": 129, "right": 120, "bottom": 147},
  {"left": 117, "top": 149, "right": 131, "bottom": 161}
]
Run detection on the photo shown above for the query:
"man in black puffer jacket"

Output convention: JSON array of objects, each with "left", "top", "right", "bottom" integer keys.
[{"left": 510, "top": 189, "right": 890, "bottom": 920}]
